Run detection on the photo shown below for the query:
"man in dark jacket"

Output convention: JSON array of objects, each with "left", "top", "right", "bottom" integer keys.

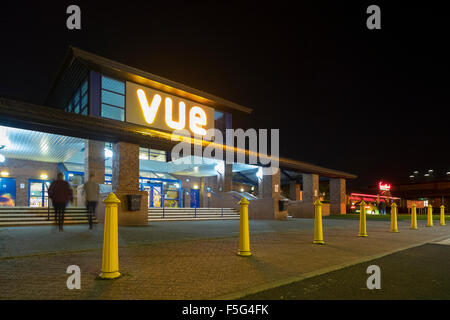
[{"left": 48, "top": 172, "right": 73, "bottom": 232}]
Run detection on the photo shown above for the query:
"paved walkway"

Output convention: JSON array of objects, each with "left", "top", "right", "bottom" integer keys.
[
  {"left": 0, "top": 219, "right": 449, "bottom": 299},
  {"left": 242, "top": 243, "right": 450, "bottom": 300}
]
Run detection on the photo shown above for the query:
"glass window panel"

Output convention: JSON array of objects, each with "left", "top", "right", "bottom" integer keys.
[
  {"left": 139, "top": 149, "right": 149, "bottom": 160},
  {"left": 74, "top": 102, "right": 80, "bottom": 114},
  {"left": 102, "top": 76, "right": 125, "bottom": 94},
  {"left": 81, "top": 80, "right": 88, "bottom": 94},
  {"left": 149, "top": 149, "right": 166, "bottom": 162},
  {"left": 214, "top": 111, "right": 224, "bottom": 120},
  {"left": 81, "top": 93, "right": 88, "bottom": 108},
  {"left": 101, "top": 90, "right": 125, "bottom": 107},
  {"left": 101, "top": 104, "right": 124, "bottom": 121},
  {"left": 73, "top": 91, "right": 80, "bottom": 104}
]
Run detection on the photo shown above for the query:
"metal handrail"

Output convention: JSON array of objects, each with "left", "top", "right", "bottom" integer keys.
[{"left": 47, "top": 199, "right": 53, "bottom": 221}]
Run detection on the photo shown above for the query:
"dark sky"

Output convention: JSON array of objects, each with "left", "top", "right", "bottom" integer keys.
[{"left": 0, "top": 1, "right": 449, "bottom": 189}]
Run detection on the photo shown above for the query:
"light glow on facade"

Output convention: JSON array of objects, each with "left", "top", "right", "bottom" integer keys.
[{"left": 104, "top": 148, "right": 113, "bottom": 159}]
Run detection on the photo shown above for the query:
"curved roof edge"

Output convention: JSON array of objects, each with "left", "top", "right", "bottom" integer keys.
[{"left": 279, "top": 158, "right": 357, "bottom": 179}]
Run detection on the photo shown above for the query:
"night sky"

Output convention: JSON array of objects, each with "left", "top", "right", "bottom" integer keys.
[{"left": 1, "top": 1, "right": 448, "bottom": 189}]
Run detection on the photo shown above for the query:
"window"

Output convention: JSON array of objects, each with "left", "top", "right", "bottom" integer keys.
[
  {"left": 139, "top": 147, "right": 166, "bottom": 162},
  {"left": 65, "top": 78, "right": 88, "bottom": 115},
  {"left": 214, "top": 111, "right": 231, "bottom": 133},
  {"left": 101, "top": 76, "right": 125, "bottom": 121}
]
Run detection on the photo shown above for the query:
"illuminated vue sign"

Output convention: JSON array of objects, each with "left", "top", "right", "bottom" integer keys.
[
  {"left": 126, "top": 82, "right": 215, "bottom": 136},
  {"left": 378, "top": 181, "right": 391, "bottom": 191}
]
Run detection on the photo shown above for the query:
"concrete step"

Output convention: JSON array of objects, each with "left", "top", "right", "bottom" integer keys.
[
  {"left": 0, "top": 220, "right": 97, "bottom": 226},
  {"left": 148, "top": 207, "right": 240, "bottom": 221},
  {"left": 148, "top": 215, "right": 239, "bottom": 219},
  {"left": 0, "top": 210, "right": 89, "bottom": 215},
  {"left": 0, "top": 206, "right": 96, "bottom": 226},
  {"left": 0, "top": 208, "right": 87, "bottom": 210},
  {"left": 148, "top": 217, "right": 240, "bottom": 222},
  {"left": 148, "top": 212, "right": 239, "bottom": 216},
  {"left": 0, "top": 213, "right": 93, "bottom": 217},
  {"left": 148, "top": 208, "right": 238, "bottom": 212},
  {"left": 0, "top": 216, "right": 98, "bottom": 221}
]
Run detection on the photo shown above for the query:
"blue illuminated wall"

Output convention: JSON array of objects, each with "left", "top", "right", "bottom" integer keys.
[{"left": 0, "top": 178, "right": 16, "bottom": 207}]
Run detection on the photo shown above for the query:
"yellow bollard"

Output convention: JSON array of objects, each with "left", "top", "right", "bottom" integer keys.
[
  {"left": 411, "top": 203, "right": 418, "bottom": 230},
  {"left": 100, "top": 192, "right": 121, "bottom": 279},
  {"left": 313, "top": 199, "right": 325, "bottom": 245},
  {"left": 390, "top": 202, "right": 399, "bottom": 232},
  {"left": 237, "top": 197, "right": 251, "bottom": 257},
  {"left": 359, "top": 201, "right": 368, "bottom": 237},
  {"left": 427, "top": 203, "right": 433, "bottom": 227},
  {"left": 440, "top": 205, "right": 446, "bottom": 226}
]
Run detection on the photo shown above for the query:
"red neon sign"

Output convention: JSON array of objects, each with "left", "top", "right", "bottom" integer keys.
[{"left": 378, "top": 181, "right": 391, "bottom": 191}]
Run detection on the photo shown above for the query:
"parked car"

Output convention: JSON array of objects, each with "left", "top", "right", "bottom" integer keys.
[{"left": 349, "top": 201, "right": 379, "bottom": 215}]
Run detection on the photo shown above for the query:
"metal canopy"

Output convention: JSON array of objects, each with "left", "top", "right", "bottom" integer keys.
[{"left": 0, "top": 125, "right": 84, "bottom": 163}]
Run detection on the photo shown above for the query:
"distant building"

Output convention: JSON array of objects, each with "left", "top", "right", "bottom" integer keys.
[{"left": 361, "top": 172, "right": 450, "bottom": 213}]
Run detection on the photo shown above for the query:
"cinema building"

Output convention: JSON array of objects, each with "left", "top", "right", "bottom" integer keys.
[{"left": 0, "top": 47, "right": 356, "bottom": 226}]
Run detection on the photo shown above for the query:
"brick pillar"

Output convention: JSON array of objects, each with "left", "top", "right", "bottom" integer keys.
[
  {"left": 330, "top": 178, "right": 346, "bottom": 215},
  {"left": 255, "top": 168, "right": 287, "bottom": 220},
  {"left": 111, "top": 141, "right": 148, "bottom": 226},
  {"left": 289, "top": 180, "right": 301, "bottom": 201},
  {"left": 84, "top": 140, "right": 105, "bottom": 184},
  {"left": 223, "top": 163, "right": 233, "bottom": 192},
  {"left": 302, "top": 173, "right": 319, "bottom": 217},
  {"left": 302, "top": 174, "right": 319, "bottom": 202},
  {"left": 200, "top": 177, "right": 205, "bottom": 207}
]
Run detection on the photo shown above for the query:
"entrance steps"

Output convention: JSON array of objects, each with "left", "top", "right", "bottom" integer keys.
[
  {"left": 148, "top": 207, "right": 240, "bottom": 221},
  {"left": 0, "top": 207, "right": 97, "bottom": 226}
]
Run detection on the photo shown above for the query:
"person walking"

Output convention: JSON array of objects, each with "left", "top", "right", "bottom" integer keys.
[
  {"left": 48, "top": 172, "right": 73, "bottom": 232},
  {"left": 379, "top": 200, "right": 386, "bottom": 215},
  {"left": 83, "top": 173, "right": 100, "bottom": 229}
]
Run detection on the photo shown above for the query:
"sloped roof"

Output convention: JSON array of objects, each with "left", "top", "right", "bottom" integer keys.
[{"left": 46, "top": 46, "right": 253, "bottom": 114}]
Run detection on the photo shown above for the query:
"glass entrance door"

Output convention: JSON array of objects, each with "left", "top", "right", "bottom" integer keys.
[
  {"left": 151, "top": 184, "right": 162, "bottom": 208},
  {"left": 44, "top": 181, "right": 51, "bottom": 207},
  {"left": 142, "top": 183, "right": 163, "bottom": 208},
  {"left": 190, "top": 189, "right": 200, "bottom": 208},
  {"left": 29, "top": 180, "right": 51, "bottom": 207}
]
